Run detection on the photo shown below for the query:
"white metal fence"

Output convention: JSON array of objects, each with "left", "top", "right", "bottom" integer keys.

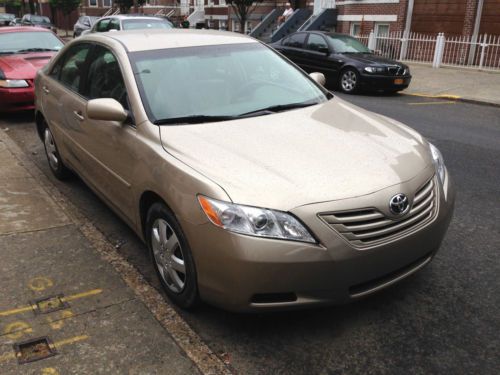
[{"left": 354, "top": 31, "right": 500, "bottom": 71}]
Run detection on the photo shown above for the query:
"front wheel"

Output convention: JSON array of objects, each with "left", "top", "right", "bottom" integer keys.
[
  {"left": 43, "top": 125, "right": 71, "bottom": 180},
  {"left": 339, "top": 68, "right": 360, "bottom": 94},
  {"left": 146, "top": 202, "right": 199, "bottom": 309}
]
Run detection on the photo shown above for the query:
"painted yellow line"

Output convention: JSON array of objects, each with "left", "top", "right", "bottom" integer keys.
[
  {"left": 62, "top": 289, "right": 103, "bottom": 302},
  {"left": 0, "top": 335, "right": 90, "bottom": 364},
  {"left": 0, "top": 289, "right": 103, "bottom": 317},
  {"left": 408, "top": 101, "right": 457, "bottom": 106},
  {"left": 54, "top": 334, "right": 89, "bottom": 347},
  {"left": 403, "top": 92, "right": 461, "bottom": 100}
]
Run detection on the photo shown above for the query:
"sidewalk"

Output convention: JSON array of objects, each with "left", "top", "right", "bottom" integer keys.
[
  {"left": 405, "top": 63, "right": 500, "bottom": 106},
  {"left": 0, "top": 130, "right": 216, "bottom": 374}
]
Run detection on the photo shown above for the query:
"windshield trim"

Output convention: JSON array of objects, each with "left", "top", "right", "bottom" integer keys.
[{"left": 129, "top": 42, "right": 332, "bottom": 125}]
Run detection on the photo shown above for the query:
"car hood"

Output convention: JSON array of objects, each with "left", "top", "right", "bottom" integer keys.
[
  {"left": 340, "top": 53, "right": 405, "bottom": 67},
  {"left": 0, "top": 52, "right": 54, "bottom": 79},
  {"left": 160, "top": 98, "right": 432, "bottom": 211}
]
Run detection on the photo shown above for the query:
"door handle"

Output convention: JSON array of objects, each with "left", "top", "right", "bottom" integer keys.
[
  {"left": 42, "top": 86, "right": 50, "bottom": 94},
  {"left": 73, "top": 110, "right": 84, "bottom": 121}
]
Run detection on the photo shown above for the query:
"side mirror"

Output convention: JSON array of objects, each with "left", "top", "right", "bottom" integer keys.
[
  {"left": 87, "top": 98, "right": 128, "bottom": 123},
  {"left": 318, "top": 46, "right": 329, "bottom": 55},
  {"left": 309, "top": 72, "right": 326, "bottom": 86}
]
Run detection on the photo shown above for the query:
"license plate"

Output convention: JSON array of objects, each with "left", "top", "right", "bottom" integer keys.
[{"left": 394, "top": 78, "right": 404, "bottom": 85}]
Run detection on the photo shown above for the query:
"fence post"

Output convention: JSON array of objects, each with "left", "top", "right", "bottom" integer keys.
[
  {"left": 432, "top": 33, "right": 445, "bottom": 68},
  {"left": 368, "top": 30, "right": 376, "bottom": 51},
  {"left": 400, "top": 35, "right": 408, "bottom": 60},
  {"left": 479, "top": 34, "right": 487, "bottom": 69}
]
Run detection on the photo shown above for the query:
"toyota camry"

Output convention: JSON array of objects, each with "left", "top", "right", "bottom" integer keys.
[{"left": 34, "top": 30, "right": 454, "bottom": 312}]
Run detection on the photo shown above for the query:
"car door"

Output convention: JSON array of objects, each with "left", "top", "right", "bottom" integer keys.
[
  {"left": 69, "top": 44, "right": 137, "bottom": 223},
  {"left": 41, "top": 43, "right": 93, "bottom": 173},
  {"left": 277, "top": 33, "right": 308, "bottom": 67},
  {"left": 303, "top": 33, "right": 337, "bottom": 80}
]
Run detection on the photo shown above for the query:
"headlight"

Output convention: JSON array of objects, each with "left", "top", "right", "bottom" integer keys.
[
  {"left": 429, "top": 143, "right": 446, "bottom": 184},
  {"left": 0, "top": 79, "right": 29, "bottom": 88},
  {"left": 198, "top": 196, "right": 316, "bottom": 244},
  {"left": 364, "top": 66, "right": 385, "bottom": 74},
  {"left": 403, "top": 67, "right": 410, "bottom": 75}
]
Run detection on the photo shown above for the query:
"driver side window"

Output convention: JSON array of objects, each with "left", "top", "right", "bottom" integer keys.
[
  {"left": 58, "top": 43, "right": 92, "bottom": 93},
  {"left": 83, "top": 45, "right": 129, "bottom": 110},
  {"left": 96, "top": 19, "right": 110, "bottom": 32},
  {"left": 306, "top": 34, "right": 328, "bottom": 52}
]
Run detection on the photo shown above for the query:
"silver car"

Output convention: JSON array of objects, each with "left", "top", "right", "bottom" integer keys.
[{"left": 34, "top": 30, "right": 455, "bottom": 312}]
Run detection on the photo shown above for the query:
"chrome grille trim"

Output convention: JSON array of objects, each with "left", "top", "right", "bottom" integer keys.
[{"left": 318, "top": 178, "right": 438, "bottom": 247}]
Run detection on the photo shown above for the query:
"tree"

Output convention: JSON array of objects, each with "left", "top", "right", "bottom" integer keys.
[
  {"left": 114, "top": 0, "right": 145, "bottom": 14},
  {"left": 48, "top": 0, "right": 81, "bottom": 36},
  {"left": 226, "top": 0, "right": 263, "bottom": 34}
]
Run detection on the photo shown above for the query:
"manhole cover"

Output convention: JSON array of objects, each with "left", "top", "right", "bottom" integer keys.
[
  {"left": 32, "top": 294, "right": 69, "bottom": 315},
  {"left": 14, "top": 337, "right": 57, "bottom": 364}
]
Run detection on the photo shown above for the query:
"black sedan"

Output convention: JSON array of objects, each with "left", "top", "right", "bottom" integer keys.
[{"left": 270, "top": 31, "right": 411, "bottom": 94}]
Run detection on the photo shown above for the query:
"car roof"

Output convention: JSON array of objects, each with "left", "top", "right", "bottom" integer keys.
[
  {"left": 85, "top": 29, "right": 257, "bottom": 52},
  {"left": 104, "top": 15, "right": 166, "bottom": 20},
  {"left": 0, "top": 26, "right": 52, "bottom": 34}
]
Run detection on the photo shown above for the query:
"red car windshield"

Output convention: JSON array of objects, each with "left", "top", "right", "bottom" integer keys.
[{"left": 0, "top": 31, "right": 63, "bottom": 55}]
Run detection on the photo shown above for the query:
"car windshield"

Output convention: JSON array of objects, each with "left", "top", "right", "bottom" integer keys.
[
  {"left": 130, "top": 43, "right": 328, "bottom": 124},
  {"left": 122, "top": 19, "right": 173, "bottom": 30},
  {"left": 0, "top": 31, "right": 63, "bottom": 54},
  {"left": 327, "top": 35, "right": 371, "bottom": 53},
  {"left": 31, "top": 15, "right": 51, "bottom": 24}
]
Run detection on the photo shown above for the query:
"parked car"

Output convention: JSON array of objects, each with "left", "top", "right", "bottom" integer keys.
[
  {"left": 34, "top": 29, "right": 454, "bottom": 312},
  {"left": 9, "top": 17, "right": 22, "bottom": 26},
  {"left": 0, "top": 13, "right": 15, "bottom": 27},
  {"left": 270, "top": 31, "right": 412, "bottom": 94},
  {"left": 0, "top": 27, "right": 63, "bottom": 112},
  {"left": 73, "top": 15, "right": 99, "bottom": 38},
  {"left": 20, "top": 14, "right": 57, "bottom": 33},
  {"left": 82, "top": 15, "right": 173, "bottom": 35}
]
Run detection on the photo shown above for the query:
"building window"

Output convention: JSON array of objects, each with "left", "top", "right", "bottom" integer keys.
[
  {"left": 350, "top": 22, "right": 361, "bottom": 36},
  {"left": 103, "top": 0, "right": 112, "bottom": 7},
  {"left": 375, "top": 23, "right": 390, "bottom": 37},
  {"left": 89, "top": 0, "right": 97, "bottom": 6}
]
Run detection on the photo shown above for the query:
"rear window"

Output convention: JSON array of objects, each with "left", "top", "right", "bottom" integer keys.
[{"left": 122, "top": 19, "right": 173, "bottom": 30}]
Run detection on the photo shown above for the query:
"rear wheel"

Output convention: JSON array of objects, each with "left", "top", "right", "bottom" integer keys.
[
  {"left": 339, "top": 68, "right": 360, "bottom": 94},
  {"left": 146, "top": 202, "right": 199, "bottom": 309},
  {"left": 43, "top": 124, "right": 70, "bottom": 180}
]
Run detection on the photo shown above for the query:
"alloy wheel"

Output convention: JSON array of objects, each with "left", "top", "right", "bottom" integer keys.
[
  {"left": 341, "top": 70, "right": 357, "bottom": 92},
  {"left": 44, "top": 127, "right": 59, "bottom": 171},
  {"left": 151, "top": 218, "right": 186, "bottom": 293}
]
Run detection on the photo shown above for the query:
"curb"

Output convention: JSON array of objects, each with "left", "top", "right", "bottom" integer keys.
[
  {"left": 401, "top": 92, "right": 500, "bottom": 108},
  {"left": 0, "top": 129, "right": 233, "bottom": 375}
]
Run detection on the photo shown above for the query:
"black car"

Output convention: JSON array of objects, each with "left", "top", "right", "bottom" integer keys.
[{"left": 270, "top": 31, "right": 411, "bottom": 94}]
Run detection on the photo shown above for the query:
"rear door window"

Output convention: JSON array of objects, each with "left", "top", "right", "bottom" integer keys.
[{"left": 283, "top": 33, "right": 306, "bottom": 49}]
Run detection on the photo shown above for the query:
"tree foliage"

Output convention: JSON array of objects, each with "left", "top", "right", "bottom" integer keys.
[
  {"left": 48, "top": 0, "right": 80, "bottom": 16},
  {"left": 226, "top": 0, "right": 263, "bottom": 33}
]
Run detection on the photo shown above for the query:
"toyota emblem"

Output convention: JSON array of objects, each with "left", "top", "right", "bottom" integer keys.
[{"left": 389, "top": 193, "right": 410, "bottom": 215}]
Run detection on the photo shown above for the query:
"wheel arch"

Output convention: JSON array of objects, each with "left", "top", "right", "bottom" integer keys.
[
  {"left": 139, "top": 190, "right": 172, "bottom": 241},
  {"left": 35, "top": 110, "right": 46, "bottom": 141}
]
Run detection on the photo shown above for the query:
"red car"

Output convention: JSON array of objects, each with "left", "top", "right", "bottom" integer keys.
[{"left": 0, "top": 27, "right": 63, "bottom": 112}]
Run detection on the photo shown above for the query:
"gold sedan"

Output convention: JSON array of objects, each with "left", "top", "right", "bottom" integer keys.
[{"left": 35, "top": 30, "right": 454, "bottom": 312}]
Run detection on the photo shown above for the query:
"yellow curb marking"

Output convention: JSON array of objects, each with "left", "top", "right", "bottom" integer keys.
[
  {"left": 0, "top": 289, "right": 103, "bottom": 317},
  {"left": 0, "top": 335, "right": 90, "bottom": 364},
  {"left": 42, "top": 368, "right": 60, "bottom": 375},
  {"left": 408, "top": 101, "right": 457, "bottom": 105},
  {"left": 4, "top": 322, "right": 33, "bottom": 340},
  {"left": 28, "top": 277, "right": 54, "bottom": 292},
  {"left": 403, "top": 92, "right": 461, "bottom": 100}
]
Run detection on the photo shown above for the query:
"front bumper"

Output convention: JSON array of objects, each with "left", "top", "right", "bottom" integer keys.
[
  {"left": 359, "top": 73, "right": 412, "bottom": 91},
  {"left": 0, "top": 86, "right": 35, "bottom": 112},
  {"left": 182, "top": 167, "right": 454, "bottom": 312}
]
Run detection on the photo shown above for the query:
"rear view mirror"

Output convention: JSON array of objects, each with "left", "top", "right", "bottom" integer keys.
[
  {"left": 87, "top": 98, "right": 128, "bottom": 123},
  {"left": 309, "top": 72, "right": 326, "bottom": 86}
]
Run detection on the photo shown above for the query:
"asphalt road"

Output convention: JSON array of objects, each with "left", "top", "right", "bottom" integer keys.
[{"left": 1, "top": 93, "right": 499, "bottom": 375}]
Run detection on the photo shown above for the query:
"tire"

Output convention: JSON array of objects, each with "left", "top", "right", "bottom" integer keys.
[
  {"left": 43, "top": 124, "right": 71, "bottom": 180},
  {"left": 146, "top": 202, "right": 199, "bottom": 309},
  {"left": 339, "top": 68, "right": 360, "bottom": 94}
]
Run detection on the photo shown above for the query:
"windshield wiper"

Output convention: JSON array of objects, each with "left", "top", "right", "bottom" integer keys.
[
  {"left": 17, "top": 48, "right": 59, "bottom": 53},
  {"left": 154, "top": 115, "right": 238, "bottom": 125},
  {"left": 239, "top": 101, "right": 319, "bottom": 117}
]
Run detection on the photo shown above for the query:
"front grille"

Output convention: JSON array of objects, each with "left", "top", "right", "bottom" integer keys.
[
  {"left": 387, "top": 66, "right": 404, "bottom": 76},
  {"left": 319, "top": 178, "right": 438, "bottom": 247}
]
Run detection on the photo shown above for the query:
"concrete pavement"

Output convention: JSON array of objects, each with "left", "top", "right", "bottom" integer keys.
[
  {"left": 0, "top": 129, "right": 227, "bottom": 374},
  {"left": 405, "top": 63, "right": 500, "bottom": 106}
]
